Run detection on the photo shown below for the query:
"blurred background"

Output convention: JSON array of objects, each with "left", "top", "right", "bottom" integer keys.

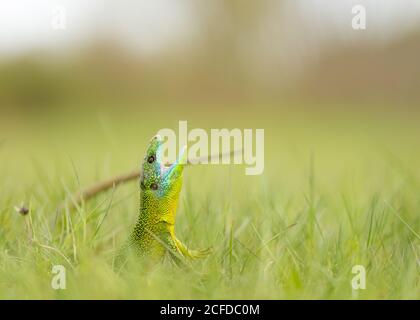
[
  {"left": 1, "top": 1, "right": 420, "bottom": 299},
  {"left": 1, "top": 0, "right": 420, "bottom": 112},
  {"left": 1, "top": 0, "right": 420, "bottom": 196}
]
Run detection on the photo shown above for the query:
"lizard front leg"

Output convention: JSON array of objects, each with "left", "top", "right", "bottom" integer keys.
[{"left": 172, "top": 236, "right": 212, "bottom": 259}]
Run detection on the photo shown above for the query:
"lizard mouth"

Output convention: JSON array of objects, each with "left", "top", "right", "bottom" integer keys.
[
  {"left": 147, "top": 134, "right": 186, "bottom": 183},
  {"left": 162, "top": 145, "right": 186, "bottom": 182}
]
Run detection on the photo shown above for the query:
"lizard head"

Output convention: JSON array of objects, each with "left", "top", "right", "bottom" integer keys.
[{"left": 140, "top": 134, "right": 186, "bottom": 200}]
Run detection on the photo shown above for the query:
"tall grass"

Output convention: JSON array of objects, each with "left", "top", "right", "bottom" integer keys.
[{"left": 0, "top": 109, "right": 419, "bottom": 299}]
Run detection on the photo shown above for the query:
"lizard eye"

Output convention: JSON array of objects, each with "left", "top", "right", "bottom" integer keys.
[
  {"left": 150, "top": 183, "right": 158, "bottom": 190},
  {"left": 147, "top": 155, "right": 155, "bottom": 164}
]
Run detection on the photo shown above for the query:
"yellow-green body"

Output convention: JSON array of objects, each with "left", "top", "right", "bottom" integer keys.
[{"left": 122, "top": 135, "right": 208, "bottom": 264}]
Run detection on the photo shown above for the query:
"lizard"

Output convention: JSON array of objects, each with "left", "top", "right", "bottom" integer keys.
[{"left": 117, "top": 134, "right": 210, "bottom": 266}]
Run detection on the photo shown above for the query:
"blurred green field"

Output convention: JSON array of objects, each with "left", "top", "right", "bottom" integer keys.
[{"left": 0, "top": 106, "right": 419, "bottom": 299}]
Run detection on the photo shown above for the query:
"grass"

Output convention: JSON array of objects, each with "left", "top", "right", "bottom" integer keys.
[{"left": 0, "top": 108, "right": 419, "bottom": 299}]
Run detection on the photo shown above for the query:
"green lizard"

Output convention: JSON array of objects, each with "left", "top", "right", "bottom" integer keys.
[{"left": 118, "top": 135, "right": 210, "bottom": 266}]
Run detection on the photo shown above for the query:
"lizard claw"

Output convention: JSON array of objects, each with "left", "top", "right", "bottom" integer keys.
[
  {"left": 187, "top": 247, "right": 213, "bottom": 259},
  {"left": 173, "top": 237, "right": 212, "bottom": 259}
]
